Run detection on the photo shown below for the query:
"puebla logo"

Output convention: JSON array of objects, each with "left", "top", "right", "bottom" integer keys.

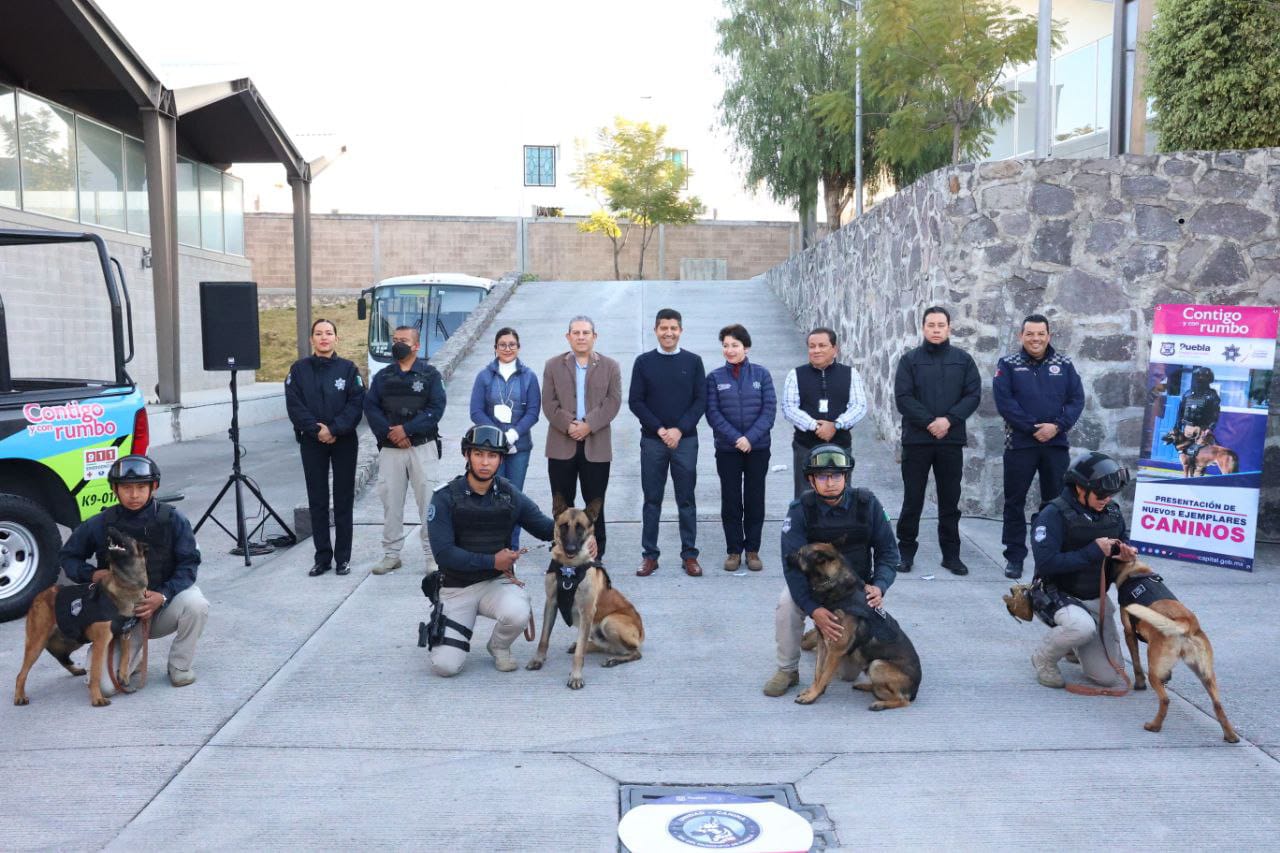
[
  {"left": 1048, "top": 364, "right": 1061, "bottom": 375},
  {"left": 1159, "top": 342, "right": 1175, "bottom": 357},
  {"left": 667, "top": 809, "right": 761, "bottom": 848}
]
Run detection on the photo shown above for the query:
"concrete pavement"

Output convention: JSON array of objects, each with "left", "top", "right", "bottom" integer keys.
[{"left": 2, "top": 279, "right": 1278, "bottom": 851}]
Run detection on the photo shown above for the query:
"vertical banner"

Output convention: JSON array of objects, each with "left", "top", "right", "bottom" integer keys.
[{"left": 1131, "top": 304, "right": 1278, "bottom": 571}]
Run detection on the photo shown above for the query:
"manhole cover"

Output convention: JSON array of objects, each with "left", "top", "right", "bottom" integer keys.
[{"left": 618, "top": 783, "right": 836, "bottom": 852}]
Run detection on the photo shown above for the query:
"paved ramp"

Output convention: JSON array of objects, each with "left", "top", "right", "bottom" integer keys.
[{"left": 2, "top": 279, "right": 1278, "bottom": 851}]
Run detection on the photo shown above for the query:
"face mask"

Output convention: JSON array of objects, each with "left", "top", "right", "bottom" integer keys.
[{"left": 391, "top": 341, "right": 412, "bottom": 361}]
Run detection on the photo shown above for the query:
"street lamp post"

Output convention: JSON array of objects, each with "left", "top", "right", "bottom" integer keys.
[{"left": 838, "top": 0, "right": 864, "bottom": 219}]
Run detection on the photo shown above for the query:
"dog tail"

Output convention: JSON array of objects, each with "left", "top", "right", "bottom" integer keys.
[{"left": 1124, "top": 603, "right": 1188, "bottom": 637}]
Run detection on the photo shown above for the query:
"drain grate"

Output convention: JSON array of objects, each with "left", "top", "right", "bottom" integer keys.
[{"left": 618, "top": 783, "right": 837, "bottom": 851}]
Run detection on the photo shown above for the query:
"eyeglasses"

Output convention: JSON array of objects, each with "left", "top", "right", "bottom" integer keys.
[
  {"left": 812, "top": 472, "right": 845, "bottom": 483},
  {"left": 496, "top": 342, "right": 520, "bottom": 349}
]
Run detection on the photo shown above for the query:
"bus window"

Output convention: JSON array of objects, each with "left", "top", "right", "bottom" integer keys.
[
  {"left": 429, "top": 285, "right": 487, "bottom": 352},
  {"left": 368, "top": 287, "right": 433, "bottom": 360}
]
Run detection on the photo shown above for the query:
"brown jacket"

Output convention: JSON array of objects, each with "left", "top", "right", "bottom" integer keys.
[{"left": 542, "top": 351, "right": 623, "bottom": 462}]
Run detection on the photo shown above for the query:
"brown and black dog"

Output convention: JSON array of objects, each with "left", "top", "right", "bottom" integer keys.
[
  {"left": 1161, "top": 429, "right": 1238, "bottom": 478},
  {"left": 788, "top": 542, "right": 921, "bottom": 710},
  {"left": 14, "top": 528, "right": 149, "bottom": 707},
  {"left": 1112, "top": 558, "right": 1239, "bottom": 743},
  {"left": 525, "top": 496, "right": 644, "bottom": 689}
]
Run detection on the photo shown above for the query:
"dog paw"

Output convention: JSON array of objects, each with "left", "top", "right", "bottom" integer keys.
[
  {"left": 1143, "top": 722, "right": 1162, "bottom": 733},
  {"left": 1134, "top": 679, "right": 1147, "bottom": 691},
  {"left": 1225, "top": 732, "right": 1240, "bottom": 744},
  {"left": 602, "top": 658, "right": 621, "bottom": 668},
  {"left": 869, "top": 702, "right": 887, "bottom": 711},
  {"left": 69, "top": 667, "right": 86, "bottom": 676},
  {"left": 566, "top": 642, "right": 578, "bottom": 654},
  {"left": 92, "top": 697, "right": 111, "bottom": 707},
  {"left": 525, "top": 659, "right": 544, "bottom": 671},
  {"left": 567, "top": 677, "right": 584, "bottom": 690},
  {"left": 794, "top": 691, "right": 817, "bottom": 705},
  {"left": 14, "top": 695, "right": 29, "bottom": 706}
]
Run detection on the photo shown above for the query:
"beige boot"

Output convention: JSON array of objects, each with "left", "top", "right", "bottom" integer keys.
[
  {"left": 371, "top": 555, "right": 402, "bottom": 575},
  {"left": 745, "top": 552, "right": 764, "bottom": 572},
  {"left": 762, "top": 669, "right": 799, "bottom": 697},
  {"left": 1031, "top": 651, "right": 1065, "bottom": 688},
  {"left": 487, "top": 637, "right": 518, "bottom": 672},
  {"left": 723, "top": 553, "right": 742, "bottom": 572}
]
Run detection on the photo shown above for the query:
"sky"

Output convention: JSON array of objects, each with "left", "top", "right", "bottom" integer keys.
[{"left": 96, "top": 0, "right": 798, "bottom": 221}]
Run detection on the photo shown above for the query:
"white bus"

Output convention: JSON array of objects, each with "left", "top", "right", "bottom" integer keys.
[{"left": 357, "top": 273, "right": 493, "bottom": 377}]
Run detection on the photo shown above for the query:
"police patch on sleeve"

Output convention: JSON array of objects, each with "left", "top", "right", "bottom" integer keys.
[
  {"left": 1034, "top": 525, "right": 1047, "bottom": 543},
  {"left": 426, "top": 504, "right": 436, "bottom": 522},
  {"left": 781, "top": 516, "right": 791, "bottom": 534}
]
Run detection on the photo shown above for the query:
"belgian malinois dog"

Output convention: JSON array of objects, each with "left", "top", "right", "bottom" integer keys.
[
  {"left": 14, "top": 529, "right": 149, "bottom": 707},
  {"left": 788, "top": 543, "right": 921, "bottom": 710},
  {"left": 525, "top": 496, "right": 644, "bottom": 689},
  {"left": 1111, "top": 558, "right": 1239, "bottom": 743},
  {"left": 1161, "top": 429, "right": 1238, "bottom": 477}
]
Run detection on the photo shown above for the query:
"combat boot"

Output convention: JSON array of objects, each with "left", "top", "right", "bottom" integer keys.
[
  {"left": 762, "top": 669, "right": 799, "bottom": 697},
  {"left": 1031, "top": 651, "right": 1065, "bottom": 688}
]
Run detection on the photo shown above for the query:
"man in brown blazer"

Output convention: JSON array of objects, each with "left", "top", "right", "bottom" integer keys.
[{"left": 542, "top": 315, "right": 623, "bottom": 556}]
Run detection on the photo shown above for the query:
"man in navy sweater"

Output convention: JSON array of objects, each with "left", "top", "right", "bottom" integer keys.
[
  {"left": 629, "top": 308, "right": 707, "bottom": 577},
  {"left": 992, "top": 313, "right": 1085, "bottom": 579}
]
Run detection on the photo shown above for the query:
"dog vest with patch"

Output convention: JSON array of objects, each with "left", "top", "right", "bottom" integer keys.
[
  {"left": 53, "top": 583, "right": 137, "bottom": 642},
  {"left": 829, "top": 591, "right": 901, "bottom": 644},
  {"left": 442, "top": 476, "right": 516, "bottom": 587},
  {"left": 1036, "top": 495, "right": 1124, "bottom": 600},
  {"left": 1117, "top": 573, "right": 1177, "bottom": 644},
  {"left": 96, "top": 502, "right": 176, "bottom": 591},
  {"left": 545, "top": 560, "right": 611, "bottom": 626},
  {"left": 801, "top": 488, "right": 874, "bottom": 582}
]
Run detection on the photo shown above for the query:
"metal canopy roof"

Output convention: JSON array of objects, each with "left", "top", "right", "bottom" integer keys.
[{"left": 174, "top": 80, "right": 306, "bottom": 178}]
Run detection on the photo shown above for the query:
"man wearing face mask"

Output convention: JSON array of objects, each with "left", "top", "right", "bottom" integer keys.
[{"left": 364, "top": 325, "right": 447, "bottom": 575}]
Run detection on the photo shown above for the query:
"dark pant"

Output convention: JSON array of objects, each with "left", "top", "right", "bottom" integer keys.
[
  {"left": 716, "top": 447, "right": 771, "bottom": 554},
  {"left": 547, "top": 443, "right": 611, "bottom": 557},
  {"left": 792, "top": 438, "right": 851, "bottom": 498},
  {"left": 498, "top": 449, "right": 531, "bottom": 547},
  {"left": 300, "top": 432, "right": 358, "bottom": 566},
  {"left": 896, "top": 444, "right": 963, "bottom": 562},
  {"left": 1002, "top": 445, "right": 1070, "bottom": 563},
  {"left": 640, "top": 434, "right": 699, "bottom": 559}
]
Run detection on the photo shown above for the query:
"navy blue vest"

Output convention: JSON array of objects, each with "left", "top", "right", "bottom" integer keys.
[{"left": 794, "top": 362, "right": 852, "bottom": 449}]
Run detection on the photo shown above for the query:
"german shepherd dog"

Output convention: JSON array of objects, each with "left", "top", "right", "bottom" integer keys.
[
  {"left": 788, "top": 543, "right": 921, "bottom": 709},
  {"left": 1111, "top": 558, "right": 1239, "bottom": 743},
  {"left": 1161, "top": 428, "right": 1238, "bottom": 477},
  {"left": 14, "top": 529, "right": 149, "bottom": 707},
  {"left": 525, "top": 496, "right": 644, "bottom": 689}
]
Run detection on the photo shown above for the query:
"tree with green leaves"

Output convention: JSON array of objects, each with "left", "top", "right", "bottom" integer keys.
[
  {"left": 573, "top": 118, "right": 703, "bottom": 281},
  {"left": 1145, "top": 0, "right": 1280, "bottom": 151},
  {"left": 716, "top": 0, "right": 864, "bottom": 244},
  {"left": 818, "top": 0, "right": 1048, "bottom": 178}
]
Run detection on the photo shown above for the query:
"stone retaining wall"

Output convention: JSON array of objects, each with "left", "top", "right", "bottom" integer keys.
[{"left": 765, "top": 149, "right": 1280, "bottom": 540}]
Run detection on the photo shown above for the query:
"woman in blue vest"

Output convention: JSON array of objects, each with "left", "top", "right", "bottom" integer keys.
[
  {"left": 469, "top": 326, "right": 542, "bottom": 546},
  {"left": 705, "top": 324, "right": 777, "bottom": 572}
]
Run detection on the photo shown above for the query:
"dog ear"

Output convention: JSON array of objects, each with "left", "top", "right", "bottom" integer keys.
[
  {"left": 583, "top": 497, "right": 604, "bottom": 525},
  {"left": 551, "top": 493, "right": 569, "bottom": 520},
  {"left": 784, "top": 550, "right": 801, "bottom": 572}
]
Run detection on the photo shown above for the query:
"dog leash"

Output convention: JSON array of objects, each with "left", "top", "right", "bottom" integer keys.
[
  {"left": 107, "top": 616, "right": 151, "bottom": 694},
  {"left": 1064, "top": 556, "right": 1130, "bottom": 698}
]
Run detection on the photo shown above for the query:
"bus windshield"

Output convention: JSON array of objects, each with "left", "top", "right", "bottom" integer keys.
[{"left": 367, "top": 283, "right": 488, "bottom": 362}]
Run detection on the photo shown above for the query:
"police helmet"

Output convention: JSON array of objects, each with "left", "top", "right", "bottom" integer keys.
[
  {"left": 1191, "top": 366, "right": 1214, "bottom": 388},
  {"left": 803, "top": 444, "right": 854, "bottom": 476},
  {"left": 1064, "top": 451, "right": 1130, "bottom": 497},
  {"left": 460, "top": 424, "right": 509, "bottom": 456},
  {"left": 107, "top": 454, "right": 161, "bottom": 486}
]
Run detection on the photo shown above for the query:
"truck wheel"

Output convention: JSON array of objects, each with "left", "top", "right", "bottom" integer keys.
[{"left": 0, "top": 494, "right": 61, "bottom": 623}]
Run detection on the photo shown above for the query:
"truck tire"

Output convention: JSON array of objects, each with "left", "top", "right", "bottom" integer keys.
[{"left": 0, "top": 494, "right": 61, "bottom": 623}]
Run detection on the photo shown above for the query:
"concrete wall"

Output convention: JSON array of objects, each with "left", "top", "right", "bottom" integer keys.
[
  {"left": 764, "top": 149, "right": 1280, "bottom": 540},
  {"left": 245, "top": 212, "right": 798, "bottom": 285},
  {"left": 0, "top": 206, "right": 253, "bottom": 401}
]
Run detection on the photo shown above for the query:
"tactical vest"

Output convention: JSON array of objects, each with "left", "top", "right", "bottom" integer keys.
[
  {"left": 1042, "top": 495, "right": 1124, "bottom": 599},
  {"left": 800, "top": 488, "right": 874, "bottom": 581},
  {"left": 793, "top": 362, "right": 852, "bottom": 449},
  {"left": 54, "top": 583, "right": 137, "bottom": 642},
  {"left": 1180, "top": 390, "right": 1217, "bottom": 426},
  {"left": 1118, "top": 573, "right": 1178, "bottom": 644},
  {"left": 379, "top": 362, "right": 438, "bottom": 442},
  {"left": 96, "top": 503, "right": 176, "bottom": 592},
  {"left": 441, "top": 476, "right": 516, "bottom": 587}
]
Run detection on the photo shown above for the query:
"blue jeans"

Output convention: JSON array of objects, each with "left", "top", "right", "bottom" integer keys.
[
  {"left": 640, "top": 434, "right": 699, "bottom": 560},
  {"left": 498, "top": 448, "right": 531, "bottom": 547}
]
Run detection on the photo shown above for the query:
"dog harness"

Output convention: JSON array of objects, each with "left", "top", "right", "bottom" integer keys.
[
  {"left": 53, "top": 583, "right": 137, "bottom": 643},
  {"left": 1118, "top": 574, "right": 1177, "bottom": 643},
  {"left": 828, "top": 591, "right": 900, "bottom": 644},
  {"left": 545, "top": 560, "right": 610, "bottom": 626}
]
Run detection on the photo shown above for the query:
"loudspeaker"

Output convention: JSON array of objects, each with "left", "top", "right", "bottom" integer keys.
[{"left": 199, "top": 281, "right": 261, "bottom": 371}]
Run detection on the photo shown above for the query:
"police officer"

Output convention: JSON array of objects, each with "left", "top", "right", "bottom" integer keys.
[
  {"left": 993, "top": 313, "right": 1085, "bottom": 579},
  {"left": 1175, "top": 366, "right": 1221, "bottom": 458},
  {"left": 425, "top": 425, "right": 558, "bottom": 677},
  {"left": 763, "top": 444, "right": 900, "bottom": 697},
  {"left": 286, "top": 318, "right": 365, "bottom": 577},
  {"left": 363, "top": 325, "right": 446, "bottom": 575},
  {"left": 1028, "top": 452, "right": 1133, "bottom": 690},
  {"left": 59, "top": 455, "right": 209, "bottom": 690}
]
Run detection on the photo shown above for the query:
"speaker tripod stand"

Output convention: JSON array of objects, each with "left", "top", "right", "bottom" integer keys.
[{"left": 194, "top": 369, "right": 296, "bottom": 566}]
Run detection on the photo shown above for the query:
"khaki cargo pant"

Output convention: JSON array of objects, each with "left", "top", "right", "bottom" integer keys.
[
  {"left": 1038, "top": 597, "right": 1126, "bottom": 689},
  {"left": 378, "top": 443, "right": 436, "bottom": 562},
  {"left": 429, "top": 578, "right": 532, "bottom": 677}
]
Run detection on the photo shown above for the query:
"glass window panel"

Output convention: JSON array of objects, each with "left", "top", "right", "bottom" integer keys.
[
  {"left": 1016, "top": 72, "right": 1037, "bottom": 156},
  {"left": 223, "top": 172, "right": 244, "bottom": 255},
  {"left": 199, "top": 165, "right": 223, "bottom": 251},
  {"left": 18, "top": 93, "right": 77, "bottom": 220},
  {"left": 75, "top": 116, "right": 125, "bottom": 230},
  {"left": 0, "top": 86, "right": 18, "bottom": 208},
  {"left": 1052, "top": 42, "right": 1098, "bottom": 144},
  {"left": 125, "top": 136, "right": 149, "bottom": 235},
  {"left": 987, "top": 80, "right": 1016, "bottom": 159},
  {"left": 176, "top": 158, "right": 199, "bottom": 246},
  {"left": 524, "top": 145, "right": 555, "bottom": 186},
  {"left": 1095, "top": 35, "right": 1113, "bottom": 131}
]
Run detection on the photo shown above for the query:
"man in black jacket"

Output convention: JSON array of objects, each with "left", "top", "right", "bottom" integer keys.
[{"left": 893, "top": 307, "right": 981, "bottom": 575}]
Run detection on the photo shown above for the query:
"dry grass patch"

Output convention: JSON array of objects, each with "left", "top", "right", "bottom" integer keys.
[{"left": 257, "top": 301, "right": 369, "bottom": 383}]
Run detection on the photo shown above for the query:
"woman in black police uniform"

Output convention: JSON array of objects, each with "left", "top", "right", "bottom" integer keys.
[{"left": 285, "top": 318, "right": 365, "bottom": 576}]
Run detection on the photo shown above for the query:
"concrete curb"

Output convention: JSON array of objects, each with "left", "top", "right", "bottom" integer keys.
[{"left": 292, "top": 272, "right": 522, "bottom": 540}]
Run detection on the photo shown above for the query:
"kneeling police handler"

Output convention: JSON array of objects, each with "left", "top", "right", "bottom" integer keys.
[
  {"left": 424, "top": 425, "right": 557, "bottom": 676},
  {"left": 1029, "top": 451, "right": 1133, "bottom": 690}
]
